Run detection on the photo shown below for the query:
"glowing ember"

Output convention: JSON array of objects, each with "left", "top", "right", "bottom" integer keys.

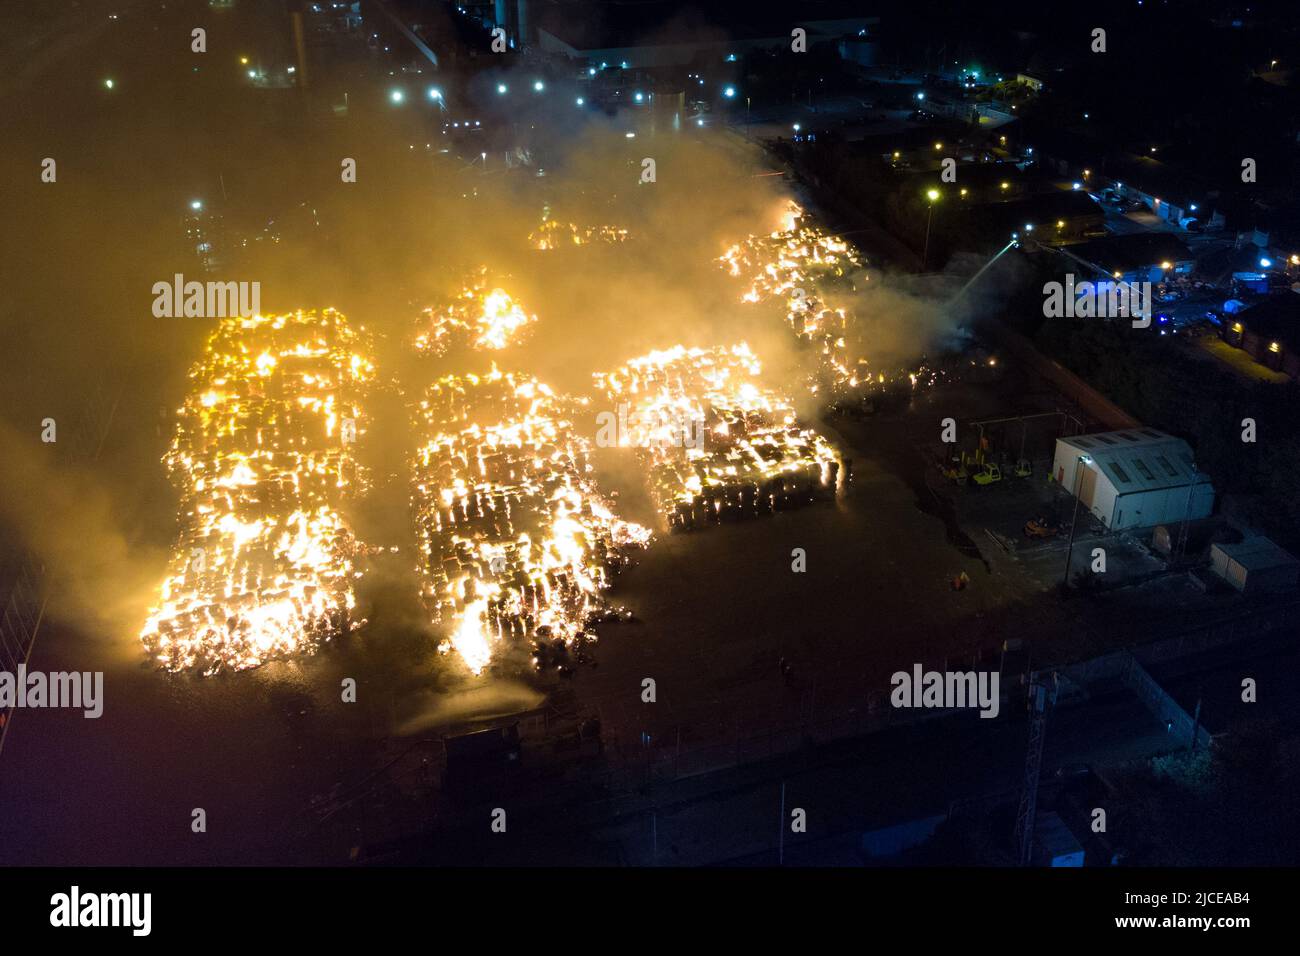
[
  {"left": 596, "top": 344, "right": 841, "bottom": 530},
  {"left": 414, "top": 268, "right": 538, "bottom": 355},
  {"left": 140, "top": 310, "right": 375, "bottom": 675},
  {"left": 530, "top": 219, "right": 629, "bottom": 251},
  {"left": 412, "top": 366, "right": 648, "bottom": 674}
]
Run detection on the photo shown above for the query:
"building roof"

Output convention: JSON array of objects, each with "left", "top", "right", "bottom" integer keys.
[
  {"left": 1064, "top": 233, "right": 1193, "bottom": 275},
  {"left": 1211, "top": 537, "right": 1299, "bottom": 572},
  {"left": 1058, "top": 429, "right": 1210, "bottom": 494},
  {"left": 1237, "top": 290, "right": 1300, "bottom": 349},
  {"left": 1034, "top": 811, "right": 1083, "bottom": 860},
  {"left": 987, "top": 190, "right": 1104, "bottom": 226},
  {"left": 1105, "top": 154, "right": 1212, "bottom": 210}
]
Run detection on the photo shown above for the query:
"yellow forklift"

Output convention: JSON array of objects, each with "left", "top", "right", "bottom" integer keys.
[{"left": 942, "top": 451, "right": 970, "bottom": 485}]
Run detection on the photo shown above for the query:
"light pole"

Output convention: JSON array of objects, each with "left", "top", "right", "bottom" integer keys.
[
  {"left": 1063, "top": 454, "right": 1090, "bottom": 588},
  {"left": 1178, "top": 464, "right": 1197, "bottom": 558},
  {"left": 923, "top": 189, "right": 940, "bottom": 270}
]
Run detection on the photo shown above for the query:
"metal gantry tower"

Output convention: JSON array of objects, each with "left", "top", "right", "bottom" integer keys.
[
  {"left": 0, "top": 556, "right": 48, "bottom": 757},
  {"left": 1015, "top": 671, "right": 1059, "bottom": 866},
  {"left": 1, "top": 377, "right": 118, "bottom": 759}
]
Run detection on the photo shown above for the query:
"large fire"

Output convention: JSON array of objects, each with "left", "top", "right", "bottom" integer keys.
[
  {"left": 138, "top": 205, "right": 901, "bottom": 676},
  {"left": 140, "top": 310, "right": 375, "bottom": 675},
  {"left": 718, "top": 203, "right": 877, "bottom": 392},
  {"left": 411, "top": 366, "right": 649, "bottom": 674},
  {"left": 718, "top": 203, "right": 950, "bottom": 399},
  {"left": 596, "top": 344, "right": 841, "bottom": 531},
  {"left": 414, "top": 268, "right": 538, "bottom": 355}
]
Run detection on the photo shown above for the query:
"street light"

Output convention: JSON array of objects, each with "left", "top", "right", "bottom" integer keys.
[
  {"left": 497, "top": 83, "right": 508, "bottom": 94},
  {"left": 723, "top": 86, "right": 736, "bottom": 98},
  {"left": 533, "top": 80, "right": 544, "bottom": 92},
  {"left": 1178, "top": 463, "right": 1198, "bottom": 558},
  {"left": 1063, "top": 454, "right": 1091, "bottom": 588},
  {"left": 428, "top": 87, "right": 442, "bottom": 101},
  {"left": 389, "top": 88, "right": 404, "bottom": 104},
  {"left": 923, "top": 189, "right": 940, "bottom": 270}
]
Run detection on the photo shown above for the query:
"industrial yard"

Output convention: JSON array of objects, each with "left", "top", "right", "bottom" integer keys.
[{"left": 3, "top": 1, "right": 1298, "bottom": 924}]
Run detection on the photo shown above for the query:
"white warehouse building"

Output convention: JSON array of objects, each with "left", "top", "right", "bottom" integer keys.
[{"left": 1053, "top": 429, "right": 1214, "bottom": 531}]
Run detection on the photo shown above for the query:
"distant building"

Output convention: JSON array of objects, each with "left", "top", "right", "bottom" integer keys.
[
  {"left": 1054, "top": 429, "right": 1214, "bottom": 531},
  {"left": 1102, "top": 155, "right": 1218, "bottom": 231},
  {"left": 978, "top": 191, "right": 1105, "bottom": 246},
  {"left": 1220, "top": 291, "right": 1300, "bottom": 375},
  {"left": 1061, "top": 233, "right": 1195, "bottom": 284},
  {"left": 1033, "top": 811, "right": 1083, "bottom": 867},
  {"left": 534, "top": 1, "right": 877, "bottom": 69},
  {"left": 1210, "top": 538, "right": 1299, "bottom": 594}
]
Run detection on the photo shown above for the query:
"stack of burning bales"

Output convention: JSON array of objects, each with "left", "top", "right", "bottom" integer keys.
[
  {"left": 140, "top": 309, "right": 375, "bottom": 675},
  {"left": 595, "top": 344, "right": 840, "bottom": 532},
  {"left": 410, "top": 277, "right": 649, "bottom": 674},
  {"left": 720, "top": 204, "right": 950, "bottom": 403},
  {"left": 414, "top": 267, "right": 538, "bottom": 356}
]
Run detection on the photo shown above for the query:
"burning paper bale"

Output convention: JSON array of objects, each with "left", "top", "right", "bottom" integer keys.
[
  {"left": 530, "top": 219, "right": 629, "bottom": 251},
  {"left": 595, "top": 344, "right": 841, "bottom": 531},
  {"left": 414, "top": 268, "right": 538, "bottom": 355},
  {"left": 140, "top": 309, "right": 375, "bottom": 675},
  {"left": 411, "top": 367, "right": 649, "bottom": 675}
]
